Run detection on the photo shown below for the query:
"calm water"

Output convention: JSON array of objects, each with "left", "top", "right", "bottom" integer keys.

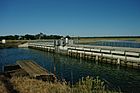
[
  {"left": 92, "top": 40, "right": 140, "bottom": 48},
  {"left": 0, "top": 48, "right": 140, "bottom": 93}
]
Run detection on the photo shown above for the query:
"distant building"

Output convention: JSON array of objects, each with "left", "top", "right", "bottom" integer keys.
[
  {"left": 2, "top": 39, "right": 6, "bottom": 44},
  {"left": 65, "top": 38, "right": 69, "bottom": 44}
]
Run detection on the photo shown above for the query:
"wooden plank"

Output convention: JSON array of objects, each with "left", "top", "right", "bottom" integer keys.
[{"left": 16, "top": 60, "right": 53, "bottom": 78}]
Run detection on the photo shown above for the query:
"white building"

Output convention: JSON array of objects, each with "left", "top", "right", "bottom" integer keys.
[{"left": 2, "top": 39, "right": 6, "bottom": 44}]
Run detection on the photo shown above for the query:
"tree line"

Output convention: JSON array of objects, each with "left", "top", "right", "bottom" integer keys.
[{"left": 0, "top": 33, "right": 71, "bottom": 40}]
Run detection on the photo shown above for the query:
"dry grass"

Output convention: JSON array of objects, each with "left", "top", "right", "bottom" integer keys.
[
  {"left": 0, "top": 80, "right": 8, "bottom": 93},
  {"left": 11, "top": 76, "right": 70, "bottom": 93},
  {"left": 9, "top": 76, "right": 119, "bottom": 93},
  {"left": 0, "top": 75, "right": 120, "bottom": 93},
  {"left": 0, "top": 40, "right": 28, "bottom": 48},
  {"left": 78, "top": 37, "right": 140, "bottom": 44}
]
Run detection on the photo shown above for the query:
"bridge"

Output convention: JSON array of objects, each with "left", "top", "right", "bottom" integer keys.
[{"left": 19, "top": 39, "right": 140, "bottom": 69}]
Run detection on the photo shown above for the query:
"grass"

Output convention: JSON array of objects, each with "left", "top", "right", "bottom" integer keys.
[
  {"left": 0, "top": 71, "right": 120, "bottom": 93},
  {"left": 78, "top": 37, "right": 140, "bottom": 44},
  {"left": 0, "top": 40, "right": 28, "bottom": 48},
  {"left": 10, "top": 76, "right": 69, "bottom": 93},
  {"left": 0, "top": 80, "right": 7, "bottom": 93},
  {"left": 8, "top": 76, "right": 119, "bottom": 93}
]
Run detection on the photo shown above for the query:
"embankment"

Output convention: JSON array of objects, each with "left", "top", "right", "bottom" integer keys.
[{"left": 0, "top": 40, "right": 27, "bottom": 48}]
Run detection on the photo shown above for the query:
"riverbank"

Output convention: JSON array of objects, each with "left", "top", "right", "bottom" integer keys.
[
  {"left": 0, "top": 72, "right": 119, "bottom": 93},
  {"left": 77, "top": 37, "right": 140, "bottom": 44},
  {"left": 0, "top": 40, "right": 27, "bottom": 48}
]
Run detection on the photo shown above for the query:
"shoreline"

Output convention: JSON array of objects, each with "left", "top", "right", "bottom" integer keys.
[{"left": 0, "top": 71, "right": 119, "bottom": 93}]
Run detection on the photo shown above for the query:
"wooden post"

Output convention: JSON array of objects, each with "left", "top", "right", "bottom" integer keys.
[
  {"left": 95, "top": 56, "right": 98, "bottom": 61},
  {"left": 117, "top": 58, "right": 120, "bottom": 65},
  {"left": 80, "top": 53, "right": 82, "bottom": 58}
]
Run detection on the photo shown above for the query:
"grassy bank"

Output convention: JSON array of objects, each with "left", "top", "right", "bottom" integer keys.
[
  {"left": 0, "top": 80, "right": 7, "bottom": 93},
  {"left": 0, "top": 40, "right": 27, "bottom": 48},
  {"left": 77, "top": 37, "right": 140, "bottom": 44},
  {"left": 0, "top": 75, "right": 119, "bottom": 93}
]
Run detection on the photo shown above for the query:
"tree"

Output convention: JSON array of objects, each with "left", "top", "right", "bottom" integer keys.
[{"left": 65, "top": 35, "right": 71, "bottom": 39}]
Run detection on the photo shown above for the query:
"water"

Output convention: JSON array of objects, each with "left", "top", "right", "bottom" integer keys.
[
  {"left": 0, "top": 48, "right": 140, "bottom": 93},
  {"left": 92, "top": 40, "right": 140, "bottom": 48}
]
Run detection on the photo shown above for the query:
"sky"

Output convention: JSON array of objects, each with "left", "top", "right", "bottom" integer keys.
[{"left": 0, "top": 0, "right": 140, "bottom": 37}]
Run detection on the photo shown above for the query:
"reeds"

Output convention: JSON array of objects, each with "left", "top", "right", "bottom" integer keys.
[
  {"left": 11, "top": 76, "right": 70, "bottom": 93},
  {"left": 71, "top": 76, "right": 119, "bottom": 93},
  {"left": 0, "top": 80, "right": 8, "bottom": 93},
  {"left": 10, "top": 76, "right": 119, "bottom": 93}
]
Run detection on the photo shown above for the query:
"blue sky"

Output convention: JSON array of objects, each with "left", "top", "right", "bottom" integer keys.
[{"left": 0, "top": 0, "right": 140, "bottom": 36}]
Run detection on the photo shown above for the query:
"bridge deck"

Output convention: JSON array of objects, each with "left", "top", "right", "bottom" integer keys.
[
  {"left": 16, "top": 60, "right": 53, "bottom": 78},
  {"left": 69, "top": 44, "right": 140, "bottom": 52}
]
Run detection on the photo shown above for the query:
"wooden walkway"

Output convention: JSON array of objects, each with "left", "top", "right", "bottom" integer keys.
[{"left": 16, "top": 60, "right": 55, "bottom": 81}]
